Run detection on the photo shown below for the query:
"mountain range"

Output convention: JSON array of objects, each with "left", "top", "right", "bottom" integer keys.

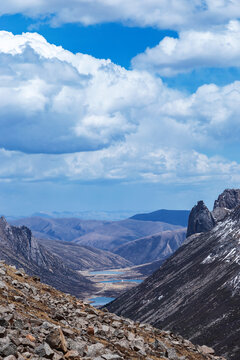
[
  {"left": 12, "top": 216, "right": 187, "bottom": 273},
  {"left": 107, "top": 189, "right": 240, "bottom": 360}
]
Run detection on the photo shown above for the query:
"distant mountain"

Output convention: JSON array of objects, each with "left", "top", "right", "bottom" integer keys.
[
  {"left": 107, "top": 189, "right": 240, "bottom": 360},
  {"left": 0, "top": 216, "right": 95, "bottom": 297},
  {"left": 30, "top": 210, "right": 136, "bottom": 221},
  {"left": 12, "top": 217, "right": 105, "bottom": 242},
  {"left": 73, "top": 219, "right": 182, "bottom": 251},
  {"left": 114, "top": 228, "right": 186, "bottom": 265},
  {"left": 38, "top": 238, "right": 132, "bottom": 271},
  {"left": 13, "top": 217, "right": 182, "bottom": 251},
  {"left": 130, "top": 209, "right": 190, "bottom": 226}
]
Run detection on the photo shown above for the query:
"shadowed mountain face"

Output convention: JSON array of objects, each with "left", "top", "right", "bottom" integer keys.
[
  {"left": 107, "top": 189, "right": 240, "bottom": 360},
  {"left": 114, "top": 228, "right": 186, "bottom": 265},
  {"left": 130, "top": 209, "right": 190, "bottom": 226},
  {"left": 186, "top": 201, "right": 215, "bottom": 237},
  {"left": 0, "top": 217, "right": 95, "bottom": 297},
  {"left": 38, "top": 238, "right": 132, "bottom": 271}
]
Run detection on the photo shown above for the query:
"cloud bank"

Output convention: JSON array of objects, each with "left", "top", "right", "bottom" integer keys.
[
  {"left": 0, "top": 31, "right": 240, "bottom": 187},
  {"left": 132, "top": 20, "right": 240, "bottom": 76},
  {"left": 1, "top": 1, "right": 240, "bottom": 30}
]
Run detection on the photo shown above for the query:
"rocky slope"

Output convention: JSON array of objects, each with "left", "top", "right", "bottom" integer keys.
[
  {"left": 107, "top": 190, "right": 240, "bottom": 360},
  {"left": 114, "top": 229, "right": 186, "bottom": 265},
  {"left": 37, "top": 238, "right": 132, "bottom": 271},
  {"left": 0, "top": 217, "right": 94, "bottom": 298},
  {"left": 0, "top": 261, "right": 225, "bottom": 359}
]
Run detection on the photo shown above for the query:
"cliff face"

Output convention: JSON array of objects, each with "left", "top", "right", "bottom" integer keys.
[
  {"left": 186, "top": 201, "right": 215, "bottom": 237},
  {"left": 214, "top": 188, "right": 240, "bottom": 210},
  {"left": 0, "top": 261, "right": 226, "bottom": 360},
  {"left": 107, "top": 190, "right": 240, "bottom": 360},
  {"left": 187, "top": 189, "right": 240, "bottom": 237},
  {"left": 0, "top": 217, "right": 94, "bottom": 297}
]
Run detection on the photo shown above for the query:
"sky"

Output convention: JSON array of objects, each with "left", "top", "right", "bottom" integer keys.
[{"left": 1, "top": 1, "right": 240, "bottom": 217}]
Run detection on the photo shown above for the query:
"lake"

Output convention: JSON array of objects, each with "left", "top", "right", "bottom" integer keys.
[{"left": 88, "top": 296, "right": 115, "bottom": 306}]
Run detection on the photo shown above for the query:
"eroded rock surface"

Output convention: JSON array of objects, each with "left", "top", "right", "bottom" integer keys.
[{"left": 186, "top": 201, "right": 215, "bottom": 238}]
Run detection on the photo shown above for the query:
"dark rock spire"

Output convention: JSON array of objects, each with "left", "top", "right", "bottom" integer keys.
[{"left": 186, "top": 200, "right": 215, "bottom": 238}]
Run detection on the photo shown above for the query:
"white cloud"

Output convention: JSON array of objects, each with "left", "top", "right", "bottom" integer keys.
[
  {"left": 0, "top": 31, "right": 240, "bottom": 187},
  {"left": 132, "top": 20, "right": 240, "bottom": 76},
  {"left": 0, "top": 31, "right": 163, "bottom": 154},
  {"left": 0, "top": 1, "right": 240, "bottom": 30}
]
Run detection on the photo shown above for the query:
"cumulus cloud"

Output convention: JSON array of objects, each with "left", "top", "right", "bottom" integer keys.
[
  {"left": 132, "top": 20, "right": 240, "bottom": 76},
  {"left": 0, "top": 31, "right": 163, "bottom": 154},
  {"left": 1, "top": 31, "right": 240, "bottom": 186},
  {"left": 0, "top": 0, "right": 240, "bottom": 30}
]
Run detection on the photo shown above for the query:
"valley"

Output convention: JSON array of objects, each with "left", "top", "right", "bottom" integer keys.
[{"left": 80, "top": 267, "right": 146, "bottom": 306}]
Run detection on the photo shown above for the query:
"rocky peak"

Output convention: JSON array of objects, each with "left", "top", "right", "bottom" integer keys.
[
  {"left": 0, "top": 217, "right": 95, "bottom": 297},
  {"left": 213, "top": 188, "right": 240, "bottom": 210},
  {"left": 186, "top": 200, "right": 215, "bottom": 238}
]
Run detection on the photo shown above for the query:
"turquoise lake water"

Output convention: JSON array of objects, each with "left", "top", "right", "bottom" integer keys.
[{"left": 89, "top": 296, "right": 115, "bottom": 306}]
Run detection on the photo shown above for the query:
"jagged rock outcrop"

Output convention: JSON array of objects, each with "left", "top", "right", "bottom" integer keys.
[
  {"left": 107, "top": 193, "right": 240, "bottom": 360},
  {"left": 186, "top": 201, "right": 215, "bottom": 237},
  {"left": 187, "top": 189, "right": 240, "bottom": 238},
  {"left": 0, "top": 217, "right": 95, "bottom": 297},
  {"left": 214, "top": 188, "right": 240, "bottom": 210},
  {"left": 0, "top": 261, "right": 226, "bottom": 359}
]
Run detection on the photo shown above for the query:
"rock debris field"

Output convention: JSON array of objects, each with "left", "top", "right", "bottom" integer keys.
[{"left": 0, "top": 261, "right": 225, "bottom": 360}]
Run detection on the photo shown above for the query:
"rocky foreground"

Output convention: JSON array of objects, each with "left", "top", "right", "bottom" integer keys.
[{"left": 0, "top": 261, "right": 225, "bottom": 360}]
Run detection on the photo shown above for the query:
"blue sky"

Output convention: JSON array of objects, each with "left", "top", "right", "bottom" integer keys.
[{"left": 0, "top": 1, "right": 240, "bottom": 217}]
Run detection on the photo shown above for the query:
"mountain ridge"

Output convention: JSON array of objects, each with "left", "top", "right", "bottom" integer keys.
[
  {"left": 107, "top": 189, "right": 240, "bottom": 360},
  {"left": 0, "top": 216, "right": 95, "bottom": 297}
]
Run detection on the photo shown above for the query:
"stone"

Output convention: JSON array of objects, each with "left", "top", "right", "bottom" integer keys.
[
  {"left": 0, "top": 342, "right": 17, "bottom": 357},
  {"left": 26, "top": 334, "right": 36, "bottom": 342},
  {"left": 0, "top": 327, "right": 6, "bottom": 337},
  {"left": 201, "top": 345, "right": 215, "bottom": 355},
  {"left": 59, "top": 328, "right": 68, "bottom": 353},
  {"left": 87, "top": 343, "right": 105, "bottom": 357},
  {"left": 46, "top": 330, "right": 61, "bottom": 349},
  {"left": 65, "top": 350, "right": 79, "bottom": 359},
  {"left": 0, "top": 282, "right": 8, "bottom": 291},
  {"left": 35, "top": 343, "right": 54, "bottom": 358},
  {"left": 87, "top": 326, "right": 95, "bottom": 336}
]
